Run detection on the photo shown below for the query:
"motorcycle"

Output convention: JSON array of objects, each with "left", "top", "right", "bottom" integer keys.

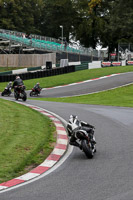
[
  {"left": 30, "top": 87, "right": 42, "bottom": 96},
  {"left": 67, "top": 115, "right": 96, "bottom": 159},
  {"left": 1, "top": 87, "right": 12, "bottom": 96},
  {"left": 14, "top": 85, "right": 27, "bottom": 101}
]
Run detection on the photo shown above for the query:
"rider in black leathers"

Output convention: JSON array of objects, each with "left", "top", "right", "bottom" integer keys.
[{"left": 12, "top": 76, "right": 24, "bottom": 93}]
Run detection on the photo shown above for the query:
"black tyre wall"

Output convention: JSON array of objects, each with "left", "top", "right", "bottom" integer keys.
[{"left": 0, "top": 65, "right": 75, "bottom": 82}]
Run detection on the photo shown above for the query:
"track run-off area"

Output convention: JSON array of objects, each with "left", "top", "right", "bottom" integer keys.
[{"left": 0, "top": 72, "right": 133, "bottom": 200}]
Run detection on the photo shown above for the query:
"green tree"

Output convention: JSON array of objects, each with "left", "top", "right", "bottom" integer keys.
[
  {"left": 0, "top": 0, "right": 44, "bottom": 34},
  {"left": 101, "top": 0, "right": 133, "bottom": 53},
  {"left": 40, "top": 0, "right": 77, "bottom": 41},
  {"left": 72, "top": 0, "right": 105, "bottom": 48}
]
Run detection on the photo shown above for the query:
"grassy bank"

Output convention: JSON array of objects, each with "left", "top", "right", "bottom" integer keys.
[
  {"left": 0, "top": 99, "right": 56, "bottom": 183},
  {"left": 32, "top": 84, "right": 133, "bottom": 108},
  {"left": 0, "top": 65, "right": 133, "bottom": 91},
  {"left": 0, "top": 67, "right": 25, "bottom": 72}
]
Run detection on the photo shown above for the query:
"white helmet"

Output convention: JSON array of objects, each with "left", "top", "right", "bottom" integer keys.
[{"left": 69, "top": 115, "right": 79, "bottom": 124}]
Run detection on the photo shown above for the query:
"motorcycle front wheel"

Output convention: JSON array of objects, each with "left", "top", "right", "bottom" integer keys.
[
  {"left": 22, "top": 92, "right": 27, "bottom": 101},
  {"left": 30, "top": 91, "right": 33, "bottom": 96},
  {"left": 1, "top": 91, "right": 4, "bottom": 96},
  {"left": 81, "top": 140, "right": 94, "bottom": 159},
  {"left": 14, "top": 92, "right": 18, "bottom": 100},
  {"left": 8, "top": 91, "right": 11, "bottom": 96}
]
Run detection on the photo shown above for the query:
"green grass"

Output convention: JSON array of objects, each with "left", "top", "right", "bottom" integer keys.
[
  {"left": 0, "top": 99, "right": 56, "bottom": 183},
  {"left": 0, "top": 67, "right": 25, "bottom": 72},
  {"left": 32, "top": 84, "right": 133, "bottom": 108},
  {"left": 0, "top": 65, "right": 133, "bottom": 92}
]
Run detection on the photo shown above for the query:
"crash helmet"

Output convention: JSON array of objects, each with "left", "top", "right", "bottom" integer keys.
[
  {"left": 69, "top": 115, "right": 78, "bottom": 124},
  {"left": 16, "top": 76, "right": 20, "bottom": 79},
  {"left": 9, "top": 81, "right": 12, "bottom": 84},
  {"left": 69, "top": 115, "right": 81, "bottom": 131},
  {"left": 37, "top": 82, "right": 40, "bottom": 85}
]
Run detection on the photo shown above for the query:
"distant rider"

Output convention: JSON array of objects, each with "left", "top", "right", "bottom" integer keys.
[
  {"left": 6, "top": 81, "right": 12, "bottom": 91},
  {"left": 33, "top": 83, "right": 41, "bottom": 93}
]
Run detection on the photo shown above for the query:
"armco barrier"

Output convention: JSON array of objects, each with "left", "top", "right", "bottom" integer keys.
[{"left": 0, "top": 65, "right": 75, "bottom": 82}]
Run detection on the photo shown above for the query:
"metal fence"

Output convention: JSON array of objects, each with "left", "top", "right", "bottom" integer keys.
[
  {"left": 0, "top": 29, "right": 98, "bottom": 57},
  {"left": 0, "top": 65, "right": 75, "bottom": 82}
]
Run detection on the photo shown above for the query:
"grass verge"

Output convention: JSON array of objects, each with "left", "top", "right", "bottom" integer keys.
[
  {"left": 0, "top": 65, "right": 133, "bottom": 91},
  {"left": 0, "top": 99, "right": 56, "bottom": 183},
  {"left": 0, "top": 67, "right": 25, "bottom": 72},
  {"left": 31, "top": 84, "right": 133, "bottom": 108}
]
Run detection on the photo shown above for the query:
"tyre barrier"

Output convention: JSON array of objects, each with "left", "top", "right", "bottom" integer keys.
[{"left": 0, "top": 65, "right": 75, "bottom": 82}]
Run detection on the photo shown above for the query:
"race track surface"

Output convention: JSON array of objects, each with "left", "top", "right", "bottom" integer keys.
[
  {"left": 37, "top": 72, "right": 133, "bottom": 97},
  {"left": 1, "top": 72, "right": 133, "bottom": 200}
]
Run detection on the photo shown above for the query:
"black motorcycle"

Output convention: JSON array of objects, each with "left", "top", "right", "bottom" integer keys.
[
  {"left": 1, "top": 87, "right": 12, "bottom": 96},
  {"left": 14, "top": 85, "right": 27, "bottom": 101},
  {"left": 30, "top": 87, "right": 42, "bottom": 96},
  {"left": 67, "top": 115, "right": 96, "bottom": 159}
]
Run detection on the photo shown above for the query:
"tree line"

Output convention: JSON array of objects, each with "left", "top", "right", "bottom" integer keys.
[{"left": 0, "top": 0, "right": 133, "bottom": 53}]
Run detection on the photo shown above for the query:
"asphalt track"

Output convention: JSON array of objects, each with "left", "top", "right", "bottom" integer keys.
[
  {"left": 37, "top": 72, "right": 133, "bottom": 97},
  {"left": 1, "top": 72, "right": 133, "bottom": 200}
]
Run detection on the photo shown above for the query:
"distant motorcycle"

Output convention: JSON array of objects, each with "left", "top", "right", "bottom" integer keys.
[
  {"left": 67, "top": 115, "right": 96, "bottom": 159},
  {"left": 14, "top": 85, "right": 27, "bottom": 101},
  {"left": 30, "top": 87, "right": 42, "bottom": 96},
  {"left": 1, "top": 87, "right": 12, "bottom": 96}
]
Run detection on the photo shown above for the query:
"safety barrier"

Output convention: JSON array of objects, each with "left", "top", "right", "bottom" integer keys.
[
  {"left": 126, "top": 61, "right": 133, "bottom": 65},
  {"left": 75, "top": 61, "right": 89, "bottom": 71},
  {"left": 101, "top": 61, "right": 122, "bottom": 67},
  {"left": 0, "top": 65, "right": 75, "bottom": 82}
]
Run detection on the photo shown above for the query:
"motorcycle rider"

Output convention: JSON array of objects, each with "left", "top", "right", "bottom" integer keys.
[
  {"left": 6, "top": 81, "right": 12, "bottom": 94},
  {"left": 33, "top": 83, "right": 41, "bottom": 93},
  {"left": 67, "top": 115, "right": 96, "bottom": 149},
  {"left": 1, "top": 81, "right": 12, "bottom": 96},
  {"left": 12, "top": 76, "right": 24, "bottom": 94},
  {"left": 7, "top": 81, "right": 12, "bottom": 90}
]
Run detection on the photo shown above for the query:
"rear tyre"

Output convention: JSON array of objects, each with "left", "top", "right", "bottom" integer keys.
[{"left": 81, "top": 140, "right": 94, "bottom": 159}]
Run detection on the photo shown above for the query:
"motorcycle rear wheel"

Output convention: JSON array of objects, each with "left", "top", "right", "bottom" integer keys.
[{"left": 81, "top": 140, "right": 94, "bottom": 159}]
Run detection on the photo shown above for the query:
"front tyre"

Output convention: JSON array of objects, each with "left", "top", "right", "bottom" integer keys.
[
  {"left": 22, "top": 92, "right": 27, "bottom": 101},
  {"left": 14, "top": 92, "right": 18, "bottom": 100},
  {"left": 1, "top": 91, "right": 4, "bottom": 96},
  {"left": 81, "top": 140, "right": 94, "bottom": 159},
  {"left": 8, "top": 91, "right": 11, "bottom": 96},
  {"left": 30, "top": 91, "right": 33, "bottom": 96}
]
